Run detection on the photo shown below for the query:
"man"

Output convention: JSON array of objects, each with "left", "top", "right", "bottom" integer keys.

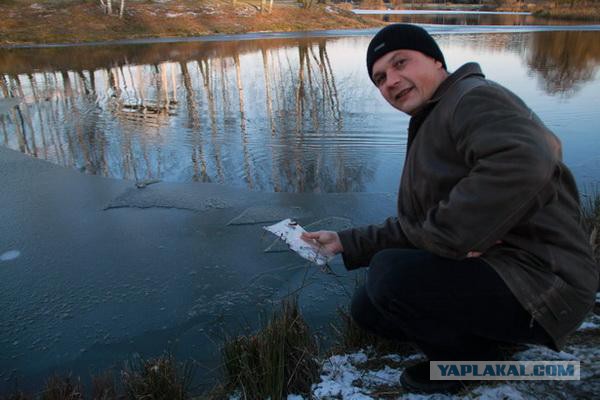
[{"left": 302, "top": 24, "right": 598, "bottom": 394}]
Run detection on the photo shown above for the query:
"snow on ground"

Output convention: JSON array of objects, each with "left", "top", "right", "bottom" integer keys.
[
  {"left": 234, "top": 297, "right": 600, "bottom": 399},
  {"left": 296, "top": 340, "right": 599, "bottom": 399}
]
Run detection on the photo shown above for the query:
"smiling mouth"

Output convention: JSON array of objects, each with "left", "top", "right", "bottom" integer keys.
[{"left": 395, "top": 87, "right": 413, "bottom": 101}]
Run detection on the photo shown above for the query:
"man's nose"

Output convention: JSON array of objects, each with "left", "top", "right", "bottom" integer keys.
[{"left": 383, "top": 68, "right": 401, "bottom": 91}]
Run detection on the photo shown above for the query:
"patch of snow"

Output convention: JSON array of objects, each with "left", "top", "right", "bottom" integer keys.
[
  {"left": 166, "top": 12, "right": 184, "bottom": 18},
  {"left": 577, "top": 320, "right": 600, "bottom": 330},
  {"left": 383, "top": 353, "right": 424, "bottom": 363},
  {"left": 325, "top": 6, "right": 338, "bottom": 14},
  {"left": 312, "top": 352, "right": 373, "bottom": 399},
  {"left": 566, "top": 345, "right": 600, "bottom": 380},
  {"left": 30, "top": 3, "right": 44, "bottom": 10},
  {"left": 363, "top": 365, "right": 401, "bottom": 386},
  {"left": 287, "top": 395, "right": 304, "bottom": 400},
  {"left": 398, "top": 392, "right": 454, "bottom": 399},
  {"left": 512, "top": 344, "right": 578, "bottom": 361},
  {"left": 0, "top": 250, "right": 20, "bottom": 261},
  {"left": 470, "top": 384, "right": 531, "bottom": 399}
]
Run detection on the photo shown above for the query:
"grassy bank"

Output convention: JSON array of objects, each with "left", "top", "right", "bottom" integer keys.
[
  {"left": 533, "top": 5, "right": 600, "bottom": 22},
  {"left": 3, "top": 1, "right": 600, "bottom": 47},
  {"left": 495, "top": 0, "right": 600, "bottom": 22},
  {"left": 0, "top": 0, "right": 381, "bottom": 46}
]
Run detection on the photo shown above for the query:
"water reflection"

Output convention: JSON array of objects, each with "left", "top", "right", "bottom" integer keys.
[
  {"left": 526, "top": 31, "right": 600, "bottom": 95},
  {"left": 1, "top": 30, "right": 600, "bottom": 192},
  {"left": 367, "top": 11, "right": 583, "bottom": 26}
]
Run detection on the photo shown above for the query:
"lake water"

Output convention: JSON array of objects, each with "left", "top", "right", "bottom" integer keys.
[
  {"left": 2, "top": 21, "right": 600, "bottom": 393},
  {"left": 2, "top": 26, "right": 600, "bottom": 194}
]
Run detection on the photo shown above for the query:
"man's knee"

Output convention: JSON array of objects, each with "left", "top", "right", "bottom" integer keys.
[
  {"left": 350, "top": 284, "right": 377, "bottom": 331},
  {"left": 366, "top": 249, "right": 425, "bottom": 317},
  {"left": 367, "top": 250, "right": 409, "bottom": 299}
]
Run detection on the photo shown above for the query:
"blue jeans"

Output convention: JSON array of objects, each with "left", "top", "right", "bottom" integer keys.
[{"left": 351, "top": 249, "right": 553, "bottom": 361}]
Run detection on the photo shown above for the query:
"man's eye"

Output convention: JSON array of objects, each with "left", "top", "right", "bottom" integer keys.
[
  {"left": 375, "top": 76, "right": 385, "bottom": 86},
  {"left": 394, "top": 59, "right": 406, "bottom": 67}
]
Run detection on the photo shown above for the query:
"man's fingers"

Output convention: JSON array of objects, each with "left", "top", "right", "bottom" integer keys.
[
  {"left": 301, "top": 232, "right": 323, "bottom": 245},
  {"left": 301, "top": 232, "right": 320, "bottom": 240}
]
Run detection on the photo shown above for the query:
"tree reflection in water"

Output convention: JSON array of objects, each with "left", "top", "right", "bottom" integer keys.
[
  {"left": 526, "top": 31, "right": 600, "bottom": 96},
  {"left": 0, "top": 39, "right": 380, "bottom": 193},
  {"left": 1, "top": 31, "right": 600, "bottom": 192}
]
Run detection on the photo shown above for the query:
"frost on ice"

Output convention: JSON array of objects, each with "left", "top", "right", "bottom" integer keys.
[{"left": 263, "top": 219, "right": 334, "bottom": 266}]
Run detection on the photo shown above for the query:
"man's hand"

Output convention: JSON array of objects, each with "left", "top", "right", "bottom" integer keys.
[
  {"left": 466, "top": 251, "right": 483, "bottom": 258},
  {"left": 301, "top": 230, "right": 344, "bottom": 255},
  {"left": 466, "top": 240, "right": 503, "bottom": 258}
]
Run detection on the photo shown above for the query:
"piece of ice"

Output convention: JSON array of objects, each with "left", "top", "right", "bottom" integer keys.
[
  {"left": 0, "top": 250, "right": 20, "bottom": 262},
  {"left": 263, "top": 219, "right": 334, "bottom": 266}
]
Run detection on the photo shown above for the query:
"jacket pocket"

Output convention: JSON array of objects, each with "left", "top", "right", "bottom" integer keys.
[{"left": 542, "top": 276, "right": 574, "bottom": 321}]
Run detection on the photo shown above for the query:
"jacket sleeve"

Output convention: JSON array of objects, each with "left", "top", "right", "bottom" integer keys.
[
  {"left": 399, "top": 84, "right": 561, "bottom": 260},
  {"left": 337, "top": 217, "right": 414, "bottom": 270}
]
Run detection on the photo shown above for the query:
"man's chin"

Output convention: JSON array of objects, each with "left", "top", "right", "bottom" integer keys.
[{"left": 394, "top": 103, "right": 416, "bottom": 115}]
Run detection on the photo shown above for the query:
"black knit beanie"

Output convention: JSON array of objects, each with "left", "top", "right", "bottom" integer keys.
[{"left": 366, "top": 24, "right": 446, "bottom": 84}]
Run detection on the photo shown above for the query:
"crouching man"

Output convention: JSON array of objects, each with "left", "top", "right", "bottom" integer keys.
[{"left": 302, "top": 24, "right": 598, "bottom": 394}]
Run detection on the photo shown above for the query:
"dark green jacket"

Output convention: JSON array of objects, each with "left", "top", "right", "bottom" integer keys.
[{"left": 338, "top": 63, "right": 598, "bottom": 350}]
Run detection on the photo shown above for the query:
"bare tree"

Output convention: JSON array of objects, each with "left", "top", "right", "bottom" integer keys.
[{"left": 100, "top": 0, "right": 125, "bottom": 18}]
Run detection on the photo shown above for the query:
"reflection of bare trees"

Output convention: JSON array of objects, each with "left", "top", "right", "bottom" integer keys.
[
  {"left": 0, "top": 38, "right": 381, "bottom": 193},
  {"left": 199, "top": 58, "right": 224, "bottom": 183},
  {"left": 526, "top": 31, "right": 600, "bottom": 96},
  {"left": 261, "top": 48, "right": 275, "bottom": 136}
]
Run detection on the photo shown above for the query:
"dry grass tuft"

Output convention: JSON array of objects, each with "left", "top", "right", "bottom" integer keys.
[
  {"left": 121, "top": 352, "right": 196, "bottom": 400},
  {"left": 90, "top": 370, "right": 119, "bottom": 400},
  {"left": 0, "top": 391, "right": 32, "bottom": 400},
  {"left": 220, "top": 297, "right": 319, "bottom": 400},
  {"left": 582, "top": 189, "right": 600, "bottom": 265},
  {"left": 331, "top": 307, "right": 416, "bottom": 357},
  {"left": 41, "top": 374, "right": 84, "bottom": 400}
]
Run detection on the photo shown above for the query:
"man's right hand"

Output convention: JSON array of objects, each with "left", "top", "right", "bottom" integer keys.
[{"left": 300, "top": 230, "right": 344, "bottom": 255}]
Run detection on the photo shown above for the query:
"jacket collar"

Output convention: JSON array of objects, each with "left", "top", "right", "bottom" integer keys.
[
  {"left": 406, "top": 63, "right": 485, "bottom": 149},
  {"left": 427, "top": 62, "right": 485, "bottom": 105}
]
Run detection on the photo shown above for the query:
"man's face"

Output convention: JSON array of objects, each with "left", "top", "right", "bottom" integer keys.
[{"left": 371, "top": 49, "right": 447, "bottom": 115}]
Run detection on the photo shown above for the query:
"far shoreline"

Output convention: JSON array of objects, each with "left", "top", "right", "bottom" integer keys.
[
  {"left": 1, "top": 1, "right": 600, "bottom": 48},
  {"left": 4, "top": 24, "right": 600, "bottom": 50}
]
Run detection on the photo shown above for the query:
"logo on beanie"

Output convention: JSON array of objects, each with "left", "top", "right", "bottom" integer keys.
[{"left": 374, "top": 42, "right": 386, "bottom": 52}]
